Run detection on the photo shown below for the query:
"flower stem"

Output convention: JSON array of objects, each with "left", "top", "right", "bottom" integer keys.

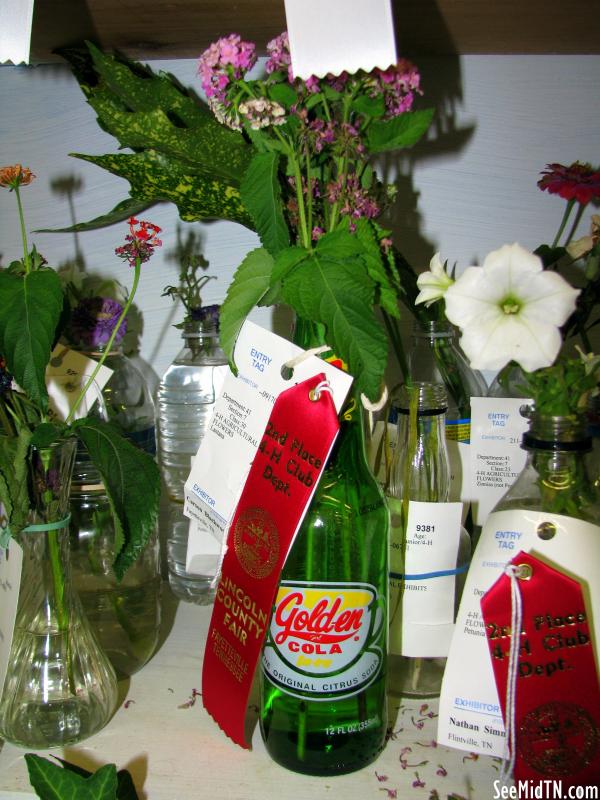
[
  {"left": 14, "top": 186, "right": 31, "bottom": 273},
  {"left": 65, "top": 257, "right": 142, "bottom": 424},
  {"left": 564, "top": 201, "right": 587, "bottom": 247},
  {"left": 552, "top": 199, "right": 575, "bottom": 248},
  {"left": 48, "top": 529, "right": 68, "bottom": 631}
]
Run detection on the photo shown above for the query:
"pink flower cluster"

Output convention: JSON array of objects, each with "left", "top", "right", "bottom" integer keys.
[
  {"left": 369, "top": 58, "right": 422, "bottom": 117},
  {"left": 266, "top": 32, "right": 320, "bottom": 92},
  {"left": 198, "top": 34, "right": 256, "bottom": 103},
  {"left": 265, "top": 32, "right": 292, "bottom": 77}
]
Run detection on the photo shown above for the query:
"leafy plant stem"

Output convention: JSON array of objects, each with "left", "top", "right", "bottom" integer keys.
[
  {"left": 65, "top": 257, "right": 141, "bottom": 424},
  {"left": 290, "top": 153, "right": 310, "bottom": 248},
  {"left": 14, "top": 185, "right": 31, "bottom": 273}
]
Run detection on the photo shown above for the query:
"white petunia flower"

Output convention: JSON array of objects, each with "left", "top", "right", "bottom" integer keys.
[
  {"left": 443, "top": 242, "right": 580, "bottom": 372},
  {"left": 415, "top": 252, "right": 454, "bottom": 306}
]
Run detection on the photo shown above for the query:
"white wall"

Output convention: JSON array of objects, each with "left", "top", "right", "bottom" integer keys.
[{"left": 1, "top": 55, "right": 599, "bottom": 386}]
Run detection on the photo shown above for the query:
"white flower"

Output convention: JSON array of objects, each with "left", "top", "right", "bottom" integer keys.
[
  {"left": 415, "top": 253, "right": 454, "bottom": 306},
  {"left": 443, "top": 242, "right": 580, "bottom": 372}
]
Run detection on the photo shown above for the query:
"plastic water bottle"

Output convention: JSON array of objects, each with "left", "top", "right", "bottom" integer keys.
[{"left": 156, "top": 305, "right": 228, "bottom": 603}]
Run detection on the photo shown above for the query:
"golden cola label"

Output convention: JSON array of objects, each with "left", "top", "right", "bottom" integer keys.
[{"left": 262, "top": 581, "right": 384, "bottom": 699}]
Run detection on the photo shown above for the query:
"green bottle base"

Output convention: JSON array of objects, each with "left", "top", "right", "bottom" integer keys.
[{"left": 260, "top": 682, "right": 388, "bottom": 776}]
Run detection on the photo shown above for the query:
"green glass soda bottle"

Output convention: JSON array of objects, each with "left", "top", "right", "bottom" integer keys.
[{"left": 259, "top": 318, "right": 389, "bottom": 775}]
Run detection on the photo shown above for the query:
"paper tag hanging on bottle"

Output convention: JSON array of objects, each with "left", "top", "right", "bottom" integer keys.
[
  {"left": 202, "top": 374, "right": 342, "bottom": 748},
  {"left": 481, "top": 551, "right": 600, "bottom": 786},
  {"left": 184, "top": 321, "right": 352, "bottom": 569}
]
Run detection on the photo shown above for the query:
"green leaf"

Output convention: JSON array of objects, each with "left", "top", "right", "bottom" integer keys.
[
  {"left": 279, "top": 232, "right": 388, "bottom": 400},
  {"left": 86, "top": 42, "right": 209, "bottom": 126},
  {"left": 220, "top": 248, "right": 275, "bottom": 364},
  {"left": 71, "top": 151, "right": 253, "bottom": 228},
  {"left": 240, "top": 152, "right": 290, "bottom": 257},
  {"left": 25, "top": 754, "right": 119, "bottom": 800},
  {"left": 350, "top": 93, "right": 385, "bottom": 118},
  {"left": 37, "top": 198, "right": 153, "bottom": 234},
  {"left": 29, "top": 422, "right": 67, "bottom": 448},
  {"left": 0, "top": 427, "right": 32, "bottom": 536},
  {"left": 48, "top": 757, "right": 140, "bottom": 800},
  {"left": 0, "top": 269, "right": 63, "bottom": 412},
  {"left": 268, "top": 82, "right": 298, "bottom": 109},
  {"left": 366, "top": 109, "right": 434, "bottom": 154},
  {"left": 72, "top": 418, "right": 160, "bottom": 579},
  {"left": 353, "top": 219, "right": 401, "bottom": 318},
  {"left": 87, "top": 101, "right": 250, "bottom": 184}
]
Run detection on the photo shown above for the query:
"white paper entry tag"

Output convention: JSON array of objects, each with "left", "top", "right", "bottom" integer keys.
[
  {"left": 284, "top": 0, "right": 397, "bottom": 80},
  {"left": 437, "top": 509, "right": 600, "bottom": 757},
  {"left": 0, "top": 540, "right": 23, "bottom": 697},
  {"left": 184, "top": 321, "right": 353, "bottom": 569},
  {"left": 389, "top": 500, "right": 463, "bottom": 658},
  {"left": 185, "top": 517, "right": 221, "bottom": 577},
  {"left": 470, "top": 397, "right": 532, "bottom": 528},
  {"left": 46, "top": 346, "right": 113, "bottom": 422}
]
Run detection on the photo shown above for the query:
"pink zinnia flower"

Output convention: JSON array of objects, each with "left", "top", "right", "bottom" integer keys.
[{"left": 538, "top": 161, "right": 600, "bottom": 205}]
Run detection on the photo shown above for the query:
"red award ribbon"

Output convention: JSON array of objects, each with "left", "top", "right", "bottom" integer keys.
[
  {"left": 202, "top": 373, "right": 340, "bottom": 747},
  {"left": 481, "top": 551, "right": 600, "bottom": 786}
]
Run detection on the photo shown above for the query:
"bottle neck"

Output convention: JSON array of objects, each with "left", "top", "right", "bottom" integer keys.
[
  {"left": 292, "top": 317, "right": 366, "bottom": 463},
  {"left": 390, "top": 383, "right": 450, "bottom": 502}
]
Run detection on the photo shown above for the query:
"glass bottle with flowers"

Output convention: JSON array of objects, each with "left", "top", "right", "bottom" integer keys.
[
  {"left": 0, "top": 166, "right": 161, "bottom": 747},
  {"left": 58, "top": 31, "right": 434, "bottom": 774},
  {"left": 489, "top": 160, "right": 600, "bottom": 399},
  {"left": 415, "top": 236, "right": 600, "bottom": 779},
  {"left": 59, "top": 231, "right": 163, "bottom": 678}
]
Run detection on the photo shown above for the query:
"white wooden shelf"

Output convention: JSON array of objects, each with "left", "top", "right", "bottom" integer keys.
[{"left": 0, "top": 586, "right": 502, "bottom": 799}]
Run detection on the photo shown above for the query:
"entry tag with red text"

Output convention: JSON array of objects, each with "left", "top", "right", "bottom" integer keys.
[
  {"left": 183, "top": 321, "right": 352, "bottom": 571},
  {"left": 481, "top": 551, "right": 600, "bottom": 786},
  {"left": 202, "top": 372, "right": 345, "bottom": 747}
]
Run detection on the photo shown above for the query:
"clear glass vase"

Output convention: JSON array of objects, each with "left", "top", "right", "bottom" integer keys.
[
  {"left": 386, "top": 382, "right": 471, "bottom": 698},
  {"left": 0, "top": 440, "right": 119, "bottom": 748},
  {"left": 69, "top": 444, "right": 162, "bottom": 678}
]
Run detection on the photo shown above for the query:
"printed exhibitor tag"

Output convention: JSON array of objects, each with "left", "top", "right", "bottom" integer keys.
[
  {"left": 0, "top": 539, "right": 23, "bottom": 697},
  {"left": 481, "top": 552, "right": 600, "bottom": 785},
  {"left": 202, "top": 374, "right": 342, "bottom": 747},
  {"left": 389, "top": 500, "right": 463, "bottom": 658},
  {"left": 284, "top": 0, "right": 396, "bottom": 80},
  {"left": 470, "top": 397, "right": 532, "bottom": 528},
  {"left": 184, "top": 321, "right": 352, "bottom": 569},
  {"left": 437, "top": 509, "right": 600, "bottom": 758}
]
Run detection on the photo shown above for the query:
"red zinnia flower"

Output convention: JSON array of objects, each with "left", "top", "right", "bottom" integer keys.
[{"left": 538, "top": 161, "right": 600, "bottom": 205}]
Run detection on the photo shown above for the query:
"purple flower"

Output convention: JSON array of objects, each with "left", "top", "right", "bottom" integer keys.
[
  {"left": 0, "top": 356, "right": 13, "bottom": 394},
  {"left": 368, "top": 59, "right": 423, "bottom": 118},
  {"left": 70, "top": 297, "right": 127, "bottom": 348},
  {"left": 190, "top": 304, "right": 221, "bottom": 330}
]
